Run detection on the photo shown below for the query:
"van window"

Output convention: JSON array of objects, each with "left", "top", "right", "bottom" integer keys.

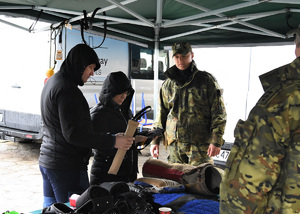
[{"left": 130, "top": 44, "right": 167, "bottom": 80}]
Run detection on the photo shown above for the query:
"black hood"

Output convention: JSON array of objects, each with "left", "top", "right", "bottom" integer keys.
[
  {"left": 59, "top": 44, "right": 100, "bottom": 86},
  {"left": 99, "top": 71, "right": 134, "bottom": 109}
]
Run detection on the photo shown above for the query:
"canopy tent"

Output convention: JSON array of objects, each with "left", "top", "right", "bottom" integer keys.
[
  {"left": 1, "top": 0, "right": 300, "bottom": 47},
  {"left": 1, "top": 0, "right": 300, "bottom": 116}
]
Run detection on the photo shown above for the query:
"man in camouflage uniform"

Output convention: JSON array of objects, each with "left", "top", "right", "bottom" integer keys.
[
  {"left": 150, "top": 42, "right": 227, "bottom": 166},
  {"left": 220, "top": 28, "right": 300, "bottom": 213}
]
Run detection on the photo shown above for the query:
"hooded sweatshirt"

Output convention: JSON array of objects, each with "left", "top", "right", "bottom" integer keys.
[
  {"left": 39, "top": 44, "right": 115, "bottom": 170},
  {"left": 89, "top": 71, "right": 138, "bottom": 183}
]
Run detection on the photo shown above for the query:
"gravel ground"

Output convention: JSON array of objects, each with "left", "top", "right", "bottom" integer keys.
[{"left": 0, "top": 140, "right": 168, "bottom": 213}]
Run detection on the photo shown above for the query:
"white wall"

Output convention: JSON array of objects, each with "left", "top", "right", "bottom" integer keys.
[{"left": 193, "top": 45, "right": 295, "bottom": 143}]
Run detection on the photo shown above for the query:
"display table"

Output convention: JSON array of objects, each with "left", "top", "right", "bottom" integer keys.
[
  {"left": 30, "top": 203, "right": 73, "bottom": 214},
  {"left": 152, "top": 192, "right": 219, "bottom": 214},
  {"left": 29, "top": 193, "right": 219, "bottom": 214}
]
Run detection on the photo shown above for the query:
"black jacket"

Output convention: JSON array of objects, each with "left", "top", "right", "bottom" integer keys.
[
  {"left": 90, "top": 71, "right": 138, "bottom": 184},
  {"left": 39, "top": 44, "right": 115, "bottom": 170}
]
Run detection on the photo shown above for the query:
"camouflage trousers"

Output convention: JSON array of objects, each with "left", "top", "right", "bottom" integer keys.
[{"left": 167, "top": 141, "right": 213, "bottom": 166}]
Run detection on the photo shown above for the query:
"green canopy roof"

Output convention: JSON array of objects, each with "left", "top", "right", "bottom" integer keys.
[{"left": 0, "top": 0, "right": 300, "bottom": 48}]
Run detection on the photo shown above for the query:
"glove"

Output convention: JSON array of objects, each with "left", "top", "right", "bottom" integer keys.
[{"left": 136, "top": 128, "right": 164, "bottom": 150}]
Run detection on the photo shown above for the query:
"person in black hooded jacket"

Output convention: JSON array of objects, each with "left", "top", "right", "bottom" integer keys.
[
  {"left": 39, "top": 44, "right": 134, "bottom": 208},
  {"left": 89, "top": 71, "right": 147, "bottom": 184}
]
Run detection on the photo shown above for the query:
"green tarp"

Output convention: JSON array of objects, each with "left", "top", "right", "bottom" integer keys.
[{"left": 0, "top": 0, "right": 300, "bottom": 48}]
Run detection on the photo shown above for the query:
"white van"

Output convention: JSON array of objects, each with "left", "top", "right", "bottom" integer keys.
[{"left": 0, "top": 25, "right": 168, "bottom": 142}]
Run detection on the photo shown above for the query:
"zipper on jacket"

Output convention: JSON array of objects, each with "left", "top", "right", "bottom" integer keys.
[{"left": 119, "top": 108, "right": 128, "bottom": 126}]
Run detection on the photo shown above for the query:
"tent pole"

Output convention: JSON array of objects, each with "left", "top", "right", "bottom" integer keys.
[
  {"left": 153, "top": 0, "right": 163, "bottom": 120},
  {"left": 164, "top": 0, "right": 269, "bottom": 27},
  {"left": 33, "top": 0, "right": 137, "bottom": 32},
  {"left": 153, "top": 39, "right": 159, "bottom": 120},
  {"left": 107, "top": 0, "right": 154, "bottom": 27},
  {"left": 0, "top": 18, "right": 29, "bottom": 31},
  {"left": 161, "top": 14, "right": 286, "bottom": 41},
  {"left": 176, "top": 0, "right": 286, "bottom": 38}
]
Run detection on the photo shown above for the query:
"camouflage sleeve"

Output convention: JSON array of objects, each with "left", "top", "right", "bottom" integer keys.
[
  {"left": 220, "top": 106, "right": 285, "bottom": 213},
  {"left": 221, "top": 75, "right": 300, "bottom": 213},
  {"left": 151, "top": 84, "right": 169, "bottom": 145},
  {"left": 207, "top": 75, "right": 227, "bottom": 147}
]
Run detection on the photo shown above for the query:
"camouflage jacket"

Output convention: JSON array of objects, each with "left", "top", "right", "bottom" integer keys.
[
  {"left": 220, "top": 57, "right": 300, "bottom": 214},
  {"left": 153, "top": 60, "right": 226, "bottom": 147}
]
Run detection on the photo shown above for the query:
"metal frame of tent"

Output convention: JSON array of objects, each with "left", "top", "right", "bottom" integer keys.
[{"left": 0, "top": 0, "right": 300, "bottom": 116}]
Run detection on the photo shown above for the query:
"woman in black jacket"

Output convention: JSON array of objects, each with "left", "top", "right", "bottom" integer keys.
[
  {"left": 39, "top": 45, "right": 134, "bottom": 208},
  {"left": 90, "top": 71, "right": 147, "bottom": 184}
]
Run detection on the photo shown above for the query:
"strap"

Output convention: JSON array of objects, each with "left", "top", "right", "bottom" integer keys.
[
  {"left": 80, "top": 7, "right": 107, "bottom": 49},
  {"left": 29, "top": 9, "right": 43, "bottom": 32}
]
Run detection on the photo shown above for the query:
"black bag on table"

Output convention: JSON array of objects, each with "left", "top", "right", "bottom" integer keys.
[{"left": 75, "top": 185, "right": 119, "bottom": 214}]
